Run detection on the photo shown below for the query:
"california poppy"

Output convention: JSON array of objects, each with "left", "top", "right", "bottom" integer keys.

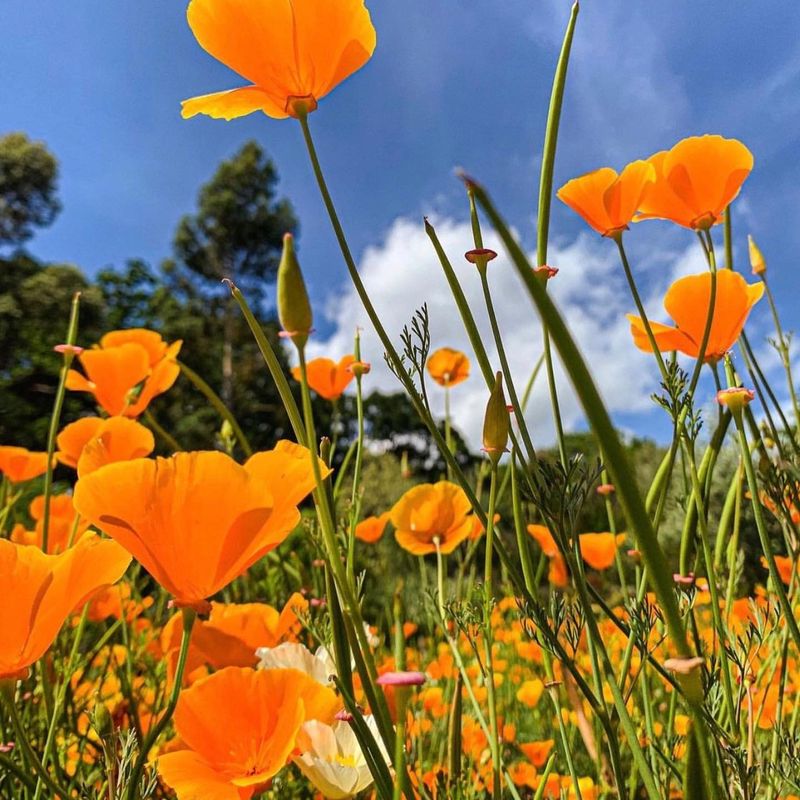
[
  {"left": 426, "top": 348, "right": 471, "bottom": 388},
  {"left": 527, "top": 524, "right": 569, "bottom": 588},
  {"left": 291, "top": 355, "right": 356, "bottom": 401},
  {"left": 182, "top": 0, "right": 376, "bottom": 121},
  {"left": 579, "top": 533, "right": 626, "bottom": 571},
  {"left": 156, "top": 666, "right": 340, "bottom": 799},
  {"left": 520, "top": 739, "right": 555, "bottom": 769},
  {"left": 74, "top": 445, "right": 323, "bottom": 609},
  {"left": 10, "top": 494, "right": 89, "bottom": 554},
  {"left": 0, "top": 533, "right": 131, "bottom": 680},
  {"left": 66, "top": 329, "right": 181, "bottom": 418},
  {"left": 57, "top": 416, "right": 155, "bottom": 477},
  {"left": 0, "top": 446, "right": 51, "bottom": 484},
  {"left": 355, "top": 512, "right": 390, "bottom": 543},
  {"left": 391, "top": 481, "right": 473, "bottom": 556},
  {"left": 160, "top": 593, "right": 308, "bottom": 682},
  {"left": 627, "top": 269, "right": 763, "bottom": 362},
  {"left": 636, "top": 135, "right": 753, "bottom": 230},
  {"left": 556, "top": 160, "right": 655, "bottom": 238}
]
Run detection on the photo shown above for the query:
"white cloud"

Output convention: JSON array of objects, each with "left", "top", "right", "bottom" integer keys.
[{"left": 304, "top": 216, "right": 694, "bottom": 450}]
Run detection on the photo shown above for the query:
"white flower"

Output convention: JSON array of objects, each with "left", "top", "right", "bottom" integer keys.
[
  {"left": 255, "top": 642, "right": 337, "bottom": 686},
  {"left": 294, "top": 716, "right": 389, "bottom": 799}
]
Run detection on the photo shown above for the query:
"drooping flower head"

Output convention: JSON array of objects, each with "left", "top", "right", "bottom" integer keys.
[
  {"left": 391, "top": 481, "right": 473, "bottom": 556},
  {"left": 426, "top": 348, "right": 471, "bottom": 388},
  {"left": 292, "top": 355, "right": 356, "bottom": 401},
  {"left": 157, "top": 666, "right": 340, "bottom": 799},
  {"left": 636, "top": 135, "right": 754, "bottom": 230},
  {"left": 182, "top": 0, "right": 376, "bottom": 121},
  {"left": 0, "top": 533, "right": 131, "bottom": 680},
  {"left": 557, "top": 160, "right": 655, "bottom": 238},
  {"left": 627, "top": 270, "right": 764, "bottom": 362},
  {"left": 66, "top": 328, "right": 182, "bottom": 418},
  {"left": 74, "top": 443, "right": 328, "bottom": 609}
]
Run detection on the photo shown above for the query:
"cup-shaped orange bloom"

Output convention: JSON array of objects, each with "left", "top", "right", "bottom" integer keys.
[
  {"left": 636, "top": 135, "right": 754, "bottom": 230},
  {"left": 0, "top": 533, "right": 131, "bottom": 680},
  {"left": 0, "top": 446, "right": 51, "bottom": 484},
  {"left": 579, "top": 533, "right": 626, "bottom": 571},
  {"left": 57, "top": 416, "right": 155, "bottom": 477},
  {"left": 426, "top": 348, "right": 471, "bottom": 388},
  {"left": 181, "top": 0, "right": 376, "bottom": 121},
  {"left": 628, "top": 270, "right": 764, "bottom": 362},
  {"left": 556, "top": 161, "right": 655, "bottom": 238},
  {"left": 160, "top": 593, "right": 308, "bottom": 682},
  {"left": 11, "top": 494, "right": 90, "bottom": 554},
  {"left": 74, "top": 445, "right": 326, "bottom": 609},
  {"left": 391, "top": 481, "right": 473, "bottom": 556},
  {"left": 355, "top": 512, "right": 390, "bottom": 543},
  {"left": 66, "top": 329, "right": 182, "bottom": 418},
  {"left": 157, "top": 666, "right": 340, "bottom": 799},
  {"left": 292, "top": 355, "right": 356, "bottom": 401}
]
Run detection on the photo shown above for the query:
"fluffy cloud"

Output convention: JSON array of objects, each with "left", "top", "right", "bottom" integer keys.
[{"left": 305, "top": 216, "right": 699, "bottom": 450}]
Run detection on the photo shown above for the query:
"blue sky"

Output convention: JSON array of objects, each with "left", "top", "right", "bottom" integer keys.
[{"left": 3, "top": 0, "right": 800, "bottom": 445}]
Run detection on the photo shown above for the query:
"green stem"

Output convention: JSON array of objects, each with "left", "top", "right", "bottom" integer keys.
[
  {"left": 142, "top": 410, "right": 182, "bottom": 453},
  {"left": 178, "top": 360, "right": 253, "bottom": 456}
]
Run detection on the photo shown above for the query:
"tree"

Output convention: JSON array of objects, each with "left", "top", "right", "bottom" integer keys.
[
  {"left": 0, "top": 133, "right": 61, "bottom": 247},
  {"left": 172, "top": 141, "right": 297, "bottom": 407}
]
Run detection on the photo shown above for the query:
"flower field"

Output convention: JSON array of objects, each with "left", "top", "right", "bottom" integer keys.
[{"left": 2, "top": 1, "right": 800, "bottom": 799}]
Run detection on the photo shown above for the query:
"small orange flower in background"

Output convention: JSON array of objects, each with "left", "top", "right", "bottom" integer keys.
[
  {"left": 160, "top": 593, "right": 308, "bottom": 682},
  {"left": 66, "top": 328, "right": 182, "bottom": 417},
  {"left": 182, "top": 0, "right": 376, "bottom": 121},
  {"left": 74, "top": 444, "right": 327, "bottom": 609},
  {"left": 520, "top": 739, "right": 555, "bottom": 769},
  {"left": 516, "top": 678, "right": 544, "bottom": 708},
  {"left": 57, "top": 416, "right": 155, "bottom": 477},
  {"left": 636, "top": 135, "right": 753, "bottom": 230},
  {"left": 426, "top": 347, "right": 471, "bottom": 388},
  {"left": 10, "top": 494, "right": 90, "bottom": 554},
  {"left": 156, "top": 667, "right": 339, "bottom": 799},
  {"left": 391, "top": 481, "right": 474, "bottom": 556},
  {"left": 469, "top": 512, "right": 501, "bottom": 541},
  {"left": 627, "top": 269, "right": 764, "bottom": 362},
  {"left": 762, "top": 555, "right": 798, "bottom": 586},
  {"left": 527, "top": 524, "right": 569, "bottom": 588},
  {"left": 557, "top": 160, "right": 654, "bottom": 238},
  {"left": 0, "top": 533, "right": 130, "bottom": 680},
  {"left": 579, "top": 533, "right": 626, "bottom": 571},
  {"left": 292, "top": 355, "right": 356, "bottom": 401},
  {"left": 355, "top": 512, "right": 391, "bottom": 543},
  {"left": 0, "top": 446, "right": 51, "bottom": 484}
]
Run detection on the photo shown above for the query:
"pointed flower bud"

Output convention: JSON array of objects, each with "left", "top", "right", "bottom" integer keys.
[
  {"left": 482, "top": 372, "right": 510, "bottom": 464},
  {"left": 277, "top": 233, "right": 313, "bottom": 351},
  {"left": 748, "top": 235, "right": 766, "bottom": 276}
]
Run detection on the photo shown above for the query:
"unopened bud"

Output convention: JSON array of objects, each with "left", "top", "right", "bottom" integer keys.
[
  {"left": 482, "top": 372, "right": 509, "bottom": 464},
  {"left": 748, "top": 235, "right": 766, "bottom": 276},
  {"left": 92, "top": 696, "right": 114, "bottom": 743},
  {"left": 277, "top": 233, "right": 313, "bottom": 351}
]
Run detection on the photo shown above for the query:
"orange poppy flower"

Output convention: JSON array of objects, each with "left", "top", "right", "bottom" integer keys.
[
  {"left": 469, "top": 513, "right": 501, "bottom": 541},
  {"left": 57, "top": 416, "right": 155, "bottom": 477},
  {"left": 527, "top": 524, "right": 568, "bottom": 587},
  {"left": 390, "top": 481, "right": 473, "bottom": 556},
  {"left": 636, "top": 135, "right": 753, "bottom": 230},
  {"left": 0, "top": 533, "right": 131, "bottom": 680},
  {"left": 556, "top": 160, "right": 655, "bottom": 238},
  {"left": 181, "top": 0, "right": 376, "bottom": 121},
  {"left": 0, "top": 446, "right": 51, "bottom": 484},
  {"left": 426, "top": 348, "right": 471, "bottom": 388},
  {"left": 66, "top": 329, "right": 182, "bottom": 418},
  {"left": 157, "top": 666, "right": 339, "bottom": 799},
  {"left": 10, "top": 494, "right": 90, "bottom": 554},
  {"left": 627, "top": 269, "right": 764, "bottom": 362},
  {"left": 761, "top": 555, "right": 798, "bottom": 586},
  {"left": 160, "top": 593, "right": 308, "bottom": 682},
  {"left": 520, "top": 739, "right": 555, "bottom": 769},
  {"left": 579, "top": 533, "right": 626, "bottom": 571},
  {"left": 291, "top": 355, "right": 356, "bottom": 401},
  {"left": 355, "top": 512, "right": 391, "bottom": 543},
  {"left": 74, "top": 444, "right": 327, "bottom": 609}
]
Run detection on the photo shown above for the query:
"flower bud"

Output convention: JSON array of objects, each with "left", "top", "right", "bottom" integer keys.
[
  {"left": 92, "top": 696, "right": 115, "bottom": 744},
  {"left": 748, "top": 235, "right": 766, "bottom": 276},
  {"left": 277, "top": 233, "right": 313, "bottom": 351},
  {"left": 482, "top": 372, "right": 510, "bottom": 464}
]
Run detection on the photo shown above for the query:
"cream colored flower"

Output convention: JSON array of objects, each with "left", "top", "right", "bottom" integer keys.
[{"left": 256, "top": 642, "right": 337, "bottom": 686}]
